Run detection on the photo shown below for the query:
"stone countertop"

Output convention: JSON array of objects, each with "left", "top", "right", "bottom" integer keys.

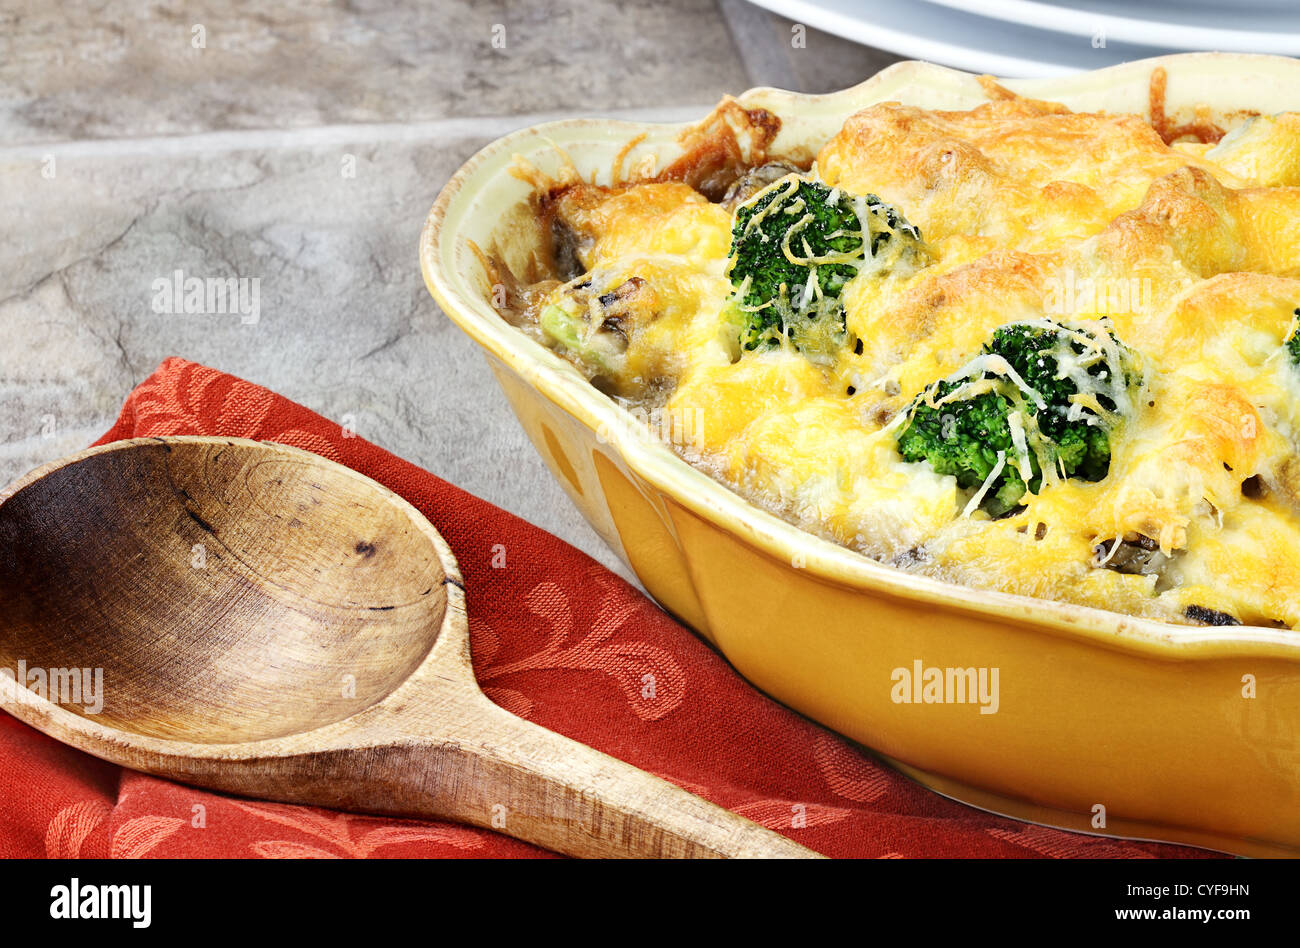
[{"left": 1, "top": 0, "right": 898, "bottom": 582}]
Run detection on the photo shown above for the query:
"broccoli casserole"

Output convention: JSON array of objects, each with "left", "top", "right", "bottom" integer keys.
[{"left": 486, "top": 73, "right": 1300, "bottom": 631}]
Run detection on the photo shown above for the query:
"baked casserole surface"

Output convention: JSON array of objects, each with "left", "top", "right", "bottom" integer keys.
[{"left": 489, "top": 76, "right": 1300, "bottom": 631}]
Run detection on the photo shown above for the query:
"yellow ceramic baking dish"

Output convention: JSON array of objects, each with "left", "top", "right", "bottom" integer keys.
[{"left": 421, "top": 54, "right": 1300, "bottom": 857}]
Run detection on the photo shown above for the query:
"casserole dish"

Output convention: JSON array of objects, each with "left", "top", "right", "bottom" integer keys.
[{"left": 421, "top": 54, "right": 1300, "bottom": 857}]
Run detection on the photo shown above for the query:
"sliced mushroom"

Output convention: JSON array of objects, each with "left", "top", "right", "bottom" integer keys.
[
  {"left": 596, "top": 277, "right": 657, "bottom": 344},
  {"left": 1093, "top": 534, "right": 1174, "bottom": 577},
  {"left": 550, "top": 276, "right": 660, "bottom": 362},
  {"left": 539, "top": 183, "right": 606, "bottom": 281},
  {"left": 720, "top": 161, "right": 804, "bottom": 211},
  {"left": 550, "top": 216, "right": 589, "bottom": 282},
  {"left": 1185, "top": 604, "right": 1242, "bottom": 626}
]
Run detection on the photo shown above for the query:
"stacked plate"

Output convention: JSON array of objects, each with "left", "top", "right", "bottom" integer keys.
[{"left": 746, "top": 0, "right": 1300, "bottom": 76}]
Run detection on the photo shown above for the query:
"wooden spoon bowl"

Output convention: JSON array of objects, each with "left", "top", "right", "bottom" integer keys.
[{"left": 0, "top": 437, "right": 816, "bottom": 858}]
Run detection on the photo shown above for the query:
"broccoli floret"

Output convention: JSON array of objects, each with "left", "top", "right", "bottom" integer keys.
[
  {"left": 986, "top": 322, "right": 1127, "bottom": 480},
  {"left": 726, "top": 175, "right": 924, "bottom": 359},
  {"left": 1286, "top": 307, "right": 1300, "bottom": 365},
  {"left": 896, "top": 320, "right": 1137, "bottom": 517},
  {"left": 896, "top": 382, "right": 1031, "bottom": 517}
]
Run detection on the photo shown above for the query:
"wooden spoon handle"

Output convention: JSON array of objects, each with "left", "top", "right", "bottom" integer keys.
[{"left": 405, "top": 697, "right": 821, "bottom": 858}]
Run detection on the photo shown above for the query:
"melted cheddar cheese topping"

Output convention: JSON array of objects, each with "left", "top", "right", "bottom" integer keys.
[{"left": 526, "top": 94, "right": 1300, "bottom": 629}]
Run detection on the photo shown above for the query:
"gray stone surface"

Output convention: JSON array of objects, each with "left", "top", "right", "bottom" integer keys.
[
  {"left": 0, "top": 0, "right": 888, "bottom": 583},
  {"left": 0, "top": 0, "right": 752, "bottom": 144}
]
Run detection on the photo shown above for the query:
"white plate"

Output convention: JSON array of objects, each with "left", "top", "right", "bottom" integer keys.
[
  {"left": 744, "top": 0, "right": 1175, "bottom": 77},
  {"left": 922, "top": 0, "right": 1300, "bottom": 55}
]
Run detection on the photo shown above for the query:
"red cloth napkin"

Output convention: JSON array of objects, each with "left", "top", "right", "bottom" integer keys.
[{"left": 0, "top": 358, "right": 1210, "bottom": 858}]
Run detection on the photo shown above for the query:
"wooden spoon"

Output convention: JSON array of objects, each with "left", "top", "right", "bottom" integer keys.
[{"left": 0, "top": 436, "right": 817, "bottom": 858}]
